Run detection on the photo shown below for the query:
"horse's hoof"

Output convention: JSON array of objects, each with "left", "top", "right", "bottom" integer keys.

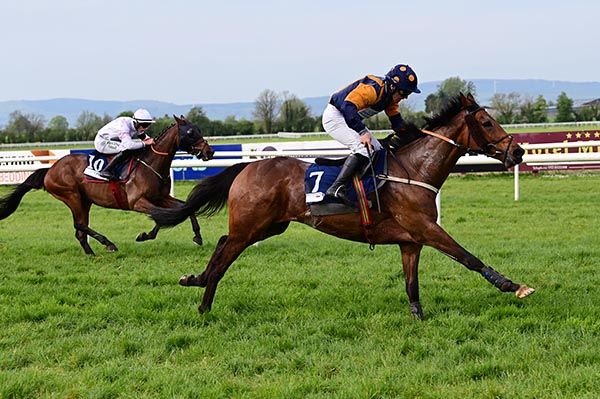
[
  {"left": 106, "top": 245, "right": 118, "bottom": 253},
  {"left": 193, "top": 236, "right": 203, "bottom": 246},
  {"left": 198, "top": 304, "right": 211, "bottom": 314},
  {"left": 410, "top": 302, "right": 424, "bottom": 320},
  {"left": 515, "top": 285, "right": 535, "bottom": 298},
  {"left": 136, "top": 233, "right": 148, "bottom": 242},
  {"left": 179, "top": 274, "right": 202, "bottom": 287},
  {"left": 179, "top": 274, "right": 193, "bottom": 286}
]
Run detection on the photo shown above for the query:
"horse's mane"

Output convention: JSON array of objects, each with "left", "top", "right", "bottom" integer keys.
[
  {"left": 153, "top": 123, "right": 176, "bottom": 142},
  {"left": 133, "top": 122, "right": 176, "bottom": 156},
  {"left": 381, "top": 94, "right": 480, "bottom": 151},
  {"left": 380, "top": 123, "right": 425, "bottom": 150},
  {"left": 424, "top": 94, "right": 479, "bottom": 130}
]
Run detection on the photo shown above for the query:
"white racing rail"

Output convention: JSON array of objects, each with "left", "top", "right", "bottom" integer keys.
[{"left": 1, "top": 141, "right": 599, "bottom": 210}]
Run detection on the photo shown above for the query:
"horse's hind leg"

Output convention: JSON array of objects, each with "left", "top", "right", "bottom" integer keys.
[
  {"left": 399, "top": 242, "right": 424, "bottom": 320},
  {"left": 180, "top": 235, "right": 229, "bottom": 287},
  {"left": 67, "top": 200, "right": 95, "bottom": 255},
  {"left": 185, "top": 222, "right": 290, "bottom": 313},
  {"left": 198, "top": 235, "right": 250, "bottom": 313}
]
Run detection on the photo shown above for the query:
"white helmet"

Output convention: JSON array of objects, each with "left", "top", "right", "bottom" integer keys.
[{"left": 133, "top": 108, "right": 155, "bottom": 124}]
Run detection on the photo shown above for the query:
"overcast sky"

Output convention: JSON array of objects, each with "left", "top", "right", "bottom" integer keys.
[{"left": 1, "top": 0, "right": 598, "bottom": 104}]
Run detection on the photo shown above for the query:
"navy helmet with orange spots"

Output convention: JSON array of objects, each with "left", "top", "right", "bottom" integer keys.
[{"left": 385, "top": 64, "right": 421, "bottom": 94}]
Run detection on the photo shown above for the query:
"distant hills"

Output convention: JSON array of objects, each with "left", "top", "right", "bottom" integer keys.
[{"left": 1, "top": 79, "right": 599, "bottom": 127}]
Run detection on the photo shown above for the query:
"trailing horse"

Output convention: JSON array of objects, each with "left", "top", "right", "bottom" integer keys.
[
  {"left": 151, "top": 94, "right": 534, "bottom": 318},
  {"left": 0, "top": 115, "right": 214, "bottom": 255}
]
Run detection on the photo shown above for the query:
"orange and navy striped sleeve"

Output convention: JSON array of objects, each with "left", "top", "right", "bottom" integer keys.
[
  {"left": 330, "top": 75, "right": 384, "bottom": 133},
  {"left": 385, "top": 102, "right": 405, "bottom": 131}
]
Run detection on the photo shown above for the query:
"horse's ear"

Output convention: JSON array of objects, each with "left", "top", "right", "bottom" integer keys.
[
  {"left": 466, "top": 92, "right": 476, "bottom": 102},
  {"left": 459, "top": 92, "right": 469, "bottom": 107},
  {"left": 173, "top": 114, "right": 182, "bottom": 124}
]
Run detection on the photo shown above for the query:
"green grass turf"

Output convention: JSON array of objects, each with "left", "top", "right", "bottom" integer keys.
[{"left": 0, "top": 173, "right": 599, "bottom": 398}]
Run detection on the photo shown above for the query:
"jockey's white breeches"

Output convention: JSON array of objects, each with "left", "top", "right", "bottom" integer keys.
[{"left": 321, "top": 103, "right": 382, "bottom": 157}]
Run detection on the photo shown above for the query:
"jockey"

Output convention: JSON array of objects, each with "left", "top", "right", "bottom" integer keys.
[
  {"left": 323, "top": 64, "right": 421, "bottom": 206},
  {"left": 94, "top": 108, "right": 156, "bottom": 179}
]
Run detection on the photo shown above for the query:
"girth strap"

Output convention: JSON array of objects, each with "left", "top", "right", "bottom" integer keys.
[{"left": 109, "top": 181, "right": 129, "bottom": 210}]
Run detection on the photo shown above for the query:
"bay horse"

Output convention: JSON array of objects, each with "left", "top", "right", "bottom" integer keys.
[
  {"left": 0, "top": 115, "right": 214, "bottom": 255},
  {"left": 151, "top": 93, "right": 535, "bottom": 319}
]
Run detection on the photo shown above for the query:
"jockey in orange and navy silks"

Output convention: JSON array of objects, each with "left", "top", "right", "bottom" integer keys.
[{"left": 323, "top": 64, "right": 421, "bottom": 206}]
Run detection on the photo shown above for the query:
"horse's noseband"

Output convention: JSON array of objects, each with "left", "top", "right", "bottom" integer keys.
[{"left": 190, "top": 137, "right": 208, "bottom": 156}]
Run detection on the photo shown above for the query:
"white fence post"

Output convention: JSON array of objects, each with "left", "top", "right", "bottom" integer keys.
[
  {"left": 436, "top": 190, "right": 441, "bottom": 225},
  {"left": 514, "top": 164, "right": 520, "bottom": 201},
  {"left": 170, "top": 168, "right": 175, "bottom": 197}
]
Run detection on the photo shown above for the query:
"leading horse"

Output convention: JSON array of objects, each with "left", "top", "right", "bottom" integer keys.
[
  {"left": 0, "top": 115, "right": 214, "bottom": 255},
  {"left": 151, "top": 93, "right": 534, "bottom": 318}
]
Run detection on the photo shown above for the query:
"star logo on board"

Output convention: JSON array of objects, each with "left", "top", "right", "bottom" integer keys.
[
  {"left": 585, "top": 132, "right": 591, "bottom": 138},
  {"left": 566, "top": 133, "right": 572, "bottom": 139},
  {"left": 595, "top": 132, "right": 600, "bottom": 138},
  {"left": 576, "top": 133, "right": 582, "bottom": 138}
]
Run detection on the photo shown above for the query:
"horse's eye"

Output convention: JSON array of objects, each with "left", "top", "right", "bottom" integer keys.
[
  {"left": 482, "top": 121, "right": 493, "bottom": 129},
  {"left": 187, "top": 128, "right": 193, "bottom": 136}
]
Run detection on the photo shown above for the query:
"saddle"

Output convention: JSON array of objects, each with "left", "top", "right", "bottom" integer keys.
[
  {"left": 304, "top": 149, "right": 387, "bottom": 216},
  {"left": 83, "top": 151, "right": 137, "bottom": 182}
]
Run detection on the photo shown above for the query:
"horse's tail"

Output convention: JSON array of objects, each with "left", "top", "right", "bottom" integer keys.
[
  {"left": 0, "top": 168, "right": 49, "bottom": 220},
  {"left": 151, "top": 162, "right": 250, "bottom": 227}
]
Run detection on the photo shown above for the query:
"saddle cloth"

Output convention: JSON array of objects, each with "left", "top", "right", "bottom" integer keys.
[
  {"left": 304, "top": 149, "right": 387, "bottom": 205},
  {"left": 83, "top": 151, "right": 135, "bottom": 182}
]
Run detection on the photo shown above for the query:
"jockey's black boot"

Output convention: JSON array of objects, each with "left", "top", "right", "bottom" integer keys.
[
  {"left": 326, "top": 153, "right": 368, "bottom": 207},
  {"left": 99, "top": 152, "right": 125, "bottom": 180}
]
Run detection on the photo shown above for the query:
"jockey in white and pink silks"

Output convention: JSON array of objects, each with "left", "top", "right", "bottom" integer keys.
[{"left": 94, "top": 108, "right": 156, "bottom": 179}]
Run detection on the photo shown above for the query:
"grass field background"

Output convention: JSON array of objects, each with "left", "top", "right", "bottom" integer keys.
[{"left": 1, "top": 173, "right": 599, "bottom": 398}]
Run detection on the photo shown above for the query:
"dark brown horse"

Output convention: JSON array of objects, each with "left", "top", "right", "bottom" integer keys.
[
  {"left": 0, "top": 115, "right": 214, "bottom": 255},
  {"left": 151, "top": 93, "right": 534, "bottom": 318}
]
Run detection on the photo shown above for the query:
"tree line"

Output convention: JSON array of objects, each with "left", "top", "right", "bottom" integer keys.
[{"left": 1, "top": 77, "right": 598, "bottom": 144}]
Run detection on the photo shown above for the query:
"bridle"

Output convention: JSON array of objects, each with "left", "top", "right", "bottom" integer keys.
[
  {"left": 149, "top": 124, "right": 209, "bottom": 158},
  {"left": 189, "top": 137, "right": 209, "bottom": 158},
  {"left": 138, "top": 123, "right": 211, "bottom": 180},
  {"left": 380, "top": 106, "right": 515, "bottom": 194},
  {"left": 420, "top": 106, "right": 514, "bottom": 164}
]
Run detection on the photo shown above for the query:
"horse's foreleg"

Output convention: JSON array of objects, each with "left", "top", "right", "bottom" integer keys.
[
  {"left": 68, "top": 200, "right": 117, "bottom": 254},
  {"left": 189, "top": 213, "right": 203, "bottom": 246},
  {"left": 74, "top": 223, "right": 118, "bottom": 253},
  {"left": 75, "top": 227, "right": 94, "bottom": 256},
  {"left": 421, "top": 223, "right": 534, "bottom": 298},
  {"left": 136, "top": 224, "right": 159, "bottom": 242},
  {"left": 399, "top": 242, "right": 424, "bottom": 319},
  {"left": 136, "top": 197, "right": 203, "bottom": 245}
]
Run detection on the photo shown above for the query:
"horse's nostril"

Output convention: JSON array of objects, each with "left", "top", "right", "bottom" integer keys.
[{"left": 513, "top": 148, "right": 525, "bottom": 158}]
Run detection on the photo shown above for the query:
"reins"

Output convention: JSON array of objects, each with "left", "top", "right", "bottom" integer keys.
[
  {"left": 419, "top": 128, "right": 462, "bottom": 148},
  {"left": 150, "top": 145, "right": 170, "bottom": 156}
]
